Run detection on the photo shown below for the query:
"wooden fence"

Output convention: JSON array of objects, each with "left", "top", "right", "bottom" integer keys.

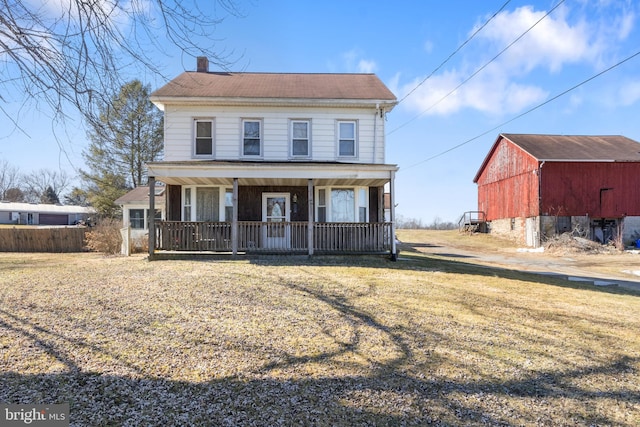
[{"left": 0, "top": 227, "right": 87, "bottom": 252}]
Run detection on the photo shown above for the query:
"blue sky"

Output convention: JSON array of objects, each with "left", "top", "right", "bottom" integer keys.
[{"left": 2, "top": 0, "right": 640, "bottom": 223}]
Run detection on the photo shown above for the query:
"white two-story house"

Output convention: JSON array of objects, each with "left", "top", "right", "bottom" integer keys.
[{"left": 146, "top": 57, "right": 398, "bottom": 259}]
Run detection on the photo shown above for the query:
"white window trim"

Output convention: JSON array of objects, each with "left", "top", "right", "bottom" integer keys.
[
  {"left": 182, "top": 186, "right": 228, "bottom": 221},
  {"left": 315, "top": 186, "right": 369, "bottom": 222},
  {"left": 290, "top": 119, "right": 311, "bottom": 158},
  {"left": 337, "top": 120, "right": 358, "bottom": 158},
  {"left": 241, "top": 118, "right": 263, "bottom": 157},
  {"left": 183, "top": 187, "right": 193, "bottom": 221},
  {"left": 193, "top": 118, "right": 215, "bottom": 158},
  {"left": 126, "top": 206, "right": 163, "bottom": 230}
]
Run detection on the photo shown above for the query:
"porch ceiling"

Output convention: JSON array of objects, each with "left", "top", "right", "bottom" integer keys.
[{"left": 147, "top": 161, "right": 397, "bottom": 187}]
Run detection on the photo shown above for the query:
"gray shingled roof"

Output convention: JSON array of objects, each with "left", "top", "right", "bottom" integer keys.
[
  {"left": 151, "top": 72, "right": 397, "bottom": 103},
  {"left": 502, "top": 134, "right": 640, "bottom": 161},
  {"left": 115, "top": 186, "right": 165, "bottom": 205}
]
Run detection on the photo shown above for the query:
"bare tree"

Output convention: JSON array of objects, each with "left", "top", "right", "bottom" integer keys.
[
  {"left": 0, "top": 159, "right": 20, "bottom": 200},
  {"left": 22, "top": 169, "right": 71, "bottom": 204},
  {"left": 0, "top": 0, "right": 240, "bottom": 133}
]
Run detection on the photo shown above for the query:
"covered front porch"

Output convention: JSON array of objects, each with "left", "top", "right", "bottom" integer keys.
[
  {"left": 154, "top": 221, "right": 392, "bottom": 254},
  {"left": 146, "top": 161, "right": 398, "bottom": 259}
]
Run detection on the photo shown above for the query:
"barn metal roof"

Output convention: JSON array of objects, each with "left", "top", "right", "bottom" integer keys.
[
  {"left": 473, "top": 133, "right": 640, "bottom": 183},
  {"left": 501, "top": 134, "right": 640, "bottom": 161},
  {"left": 150, "top": 72, "right": 397, "bottom": 105}
]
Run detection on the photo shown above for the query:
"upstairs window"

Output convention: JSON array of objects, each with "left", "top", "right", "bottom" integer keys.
[
  {"left": 194, "top": 120, "right": 213, "bottom": 156},
  {"left": 338, "top": 121, "right": 356, "bottom": 157},
  {"left": 291, "top": 120, "right": 310, "bottom": 157},
  {"left": 243, "top": 119, "right": 262, "bottom": 156}
]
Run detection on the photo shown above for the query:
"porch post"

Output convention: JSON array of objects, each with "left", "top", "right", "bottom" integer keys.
[
  {"left": 148, "top": 176, "right": 156, "bottom": 260},
  {"left": 378, "top": 186, "right": 384, "bottom": 221},
  {"left": 390, "top": 170, "right": 397, "bottom": 261},
  {"left": 307, "top": 179, "right": 314, "bottom": 257},
  {"left": 232, "top": 178, "right": 238, "bottom": 256}
]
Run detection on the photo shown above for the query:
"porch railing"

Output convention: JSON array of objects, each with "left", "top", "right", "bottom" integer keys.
[{"left": 154, "top": 221, "right": 392, "bottom": 254}]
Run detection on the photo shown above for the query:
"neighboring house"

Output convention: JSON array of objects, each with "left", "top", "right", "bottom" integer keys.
[
  {"left": 0, "top": 202, "right": 95, "bottom": 226},
  {"left": 146, "top": 57, "right": 398, "bottom": 258},
  {"left": 473, "top": 133, "right": 640, "bottom": 247},
  {"left": 115, "top": 185, "right": 166, "bottom": 244}
]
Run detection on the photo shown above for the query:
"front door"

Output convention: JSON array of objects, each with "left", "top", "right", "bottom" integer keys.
[{"left": 262, "top": 193, "right": 290, "bottom": 249}]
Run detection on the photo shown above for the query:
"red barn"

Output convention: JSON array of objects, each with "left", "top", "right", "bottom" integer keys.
[{"left": 474, "top": 134, "right": 640, "bottom": 247}]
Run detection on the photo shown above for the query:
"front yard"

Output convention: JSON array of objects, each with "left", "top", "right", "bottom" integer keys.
[{"left": 1, "top": 237, "right": 639, "bottom": 425}]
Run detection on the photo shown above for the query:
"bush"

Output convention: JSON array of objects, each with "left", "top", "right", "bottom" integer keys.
[{"left": 85, "top": 218, "right": 122, "bottom": 255}]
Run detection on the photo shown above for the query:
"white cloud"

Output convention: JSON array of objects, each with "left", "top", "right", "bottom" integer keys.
[
  {"left": 400, "top": 67, "right": 548, "bottom": 116},
  {"left": 617, "top": 10, "right": 635, "bottom": 39},
  {"left": 477, "top": 5, "right": 594, "bottom": 73},
  {"left": 423, "top": 40, "right": 434, "bottom": 54},
  {"left": 617, "top": 81, "right": 640, "bottom": 106},
  {"left": 24, "top": 0, "right": 136, "bottom": 31},
  {"left": 398, "top": 3, "right": 634, "bottom": 117},
  {"left": 357, "top": 59, "right": 377, "bottom": 73},
  {"left": 340, "top": 49, "right": 377, "bottom": 73}
]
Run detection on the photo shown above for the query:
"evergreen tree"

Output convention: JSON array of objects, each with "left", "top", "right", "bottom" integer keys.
[
  {"left": 40, "top": 186, "right": 60, "bottom": 204},
  {"left": 86, "top": 174, "right": 130, "bottom": 218},
  {"left": 82, "top": 80, "right": 163, "bottom": 216}
]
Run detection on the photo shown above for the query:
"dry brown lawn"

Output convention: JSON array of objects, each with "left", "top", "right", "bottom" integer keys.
[{"left": 1, "top": 231, "right": 639, "bottom": 426}]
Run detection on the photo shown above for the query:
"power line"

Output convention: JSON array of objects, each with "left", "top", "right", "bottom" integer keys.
[
  {"left": 400, "top": 48, "right": 640, "bottom": 172},
  {"left": 389, "top": 0, "right": 566, "bottom": 136},
  {"left": 396, "top": 0, "right": 512, "bottom": 106}
]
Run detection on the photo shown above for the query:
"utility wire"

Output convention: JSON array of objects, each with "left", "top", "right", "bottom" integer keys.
[
  {"left": 396, "top": 0, "right": 512, "bottom": 106},
  {"left": 400, "top": 48, "right": 640, "bottom": 172},
  {"left": 389, "top": 0, "right": 566, "bottom": 136}
]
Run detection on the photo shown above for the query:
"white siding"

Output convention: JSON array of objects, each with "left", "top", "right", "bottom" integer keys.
[{"left": 162, "top": 105, "right": 387, "bottom": 164}]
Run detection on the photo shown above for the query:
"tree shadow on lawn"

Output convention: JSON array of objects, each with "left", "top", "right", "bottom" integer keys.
[
  {"left": 2, "top": 358, "right": 638, "bottom": 426},
  {"left": 396, "top": 242, "right": 640, "bottom": 297},
  {"left": 2, "top": 282, "right": 639, "bottom": 426},
  {"left": 243, "top": 246, "right": 640, "bottom": 298}
]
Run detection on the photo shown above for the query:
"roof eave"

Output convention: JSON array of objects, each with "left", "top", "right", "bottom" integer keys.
[{"left": 150, "top": 96, "right": 397, "bottom": 110}]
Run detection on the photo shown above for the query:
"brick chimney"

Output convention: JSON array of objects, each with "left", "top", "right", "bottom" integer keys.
[{"left": 196, "top": 56, "right": 209, "bottom": 72}]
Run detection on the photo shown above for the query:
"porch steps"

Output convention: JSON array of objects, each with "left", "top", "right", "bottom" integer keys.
[{"left": 458, "top": 211, "right": 487, "bottom": 233}]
